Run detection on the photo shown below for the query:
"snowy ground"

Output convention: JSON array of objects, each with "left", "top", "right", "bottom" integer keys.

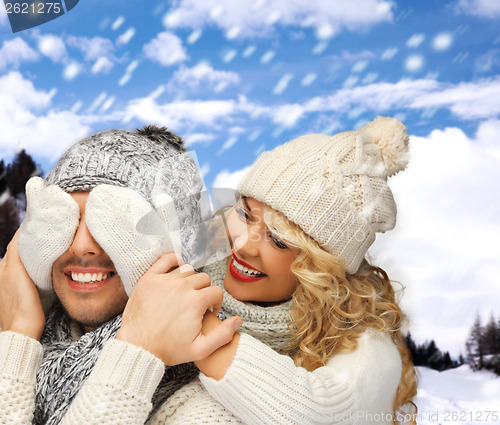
[{"left": 414, "top": 365, "right": 500, "bottom": 424}]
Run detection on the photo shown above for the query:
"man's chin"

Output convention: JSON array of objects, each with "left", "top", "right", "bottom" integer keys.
[
  {"left": 64, "top": 305, "right": 124, "bottom": 333},
  {"left": 52, "top": 271, "right": 129, "bottom": 333}
]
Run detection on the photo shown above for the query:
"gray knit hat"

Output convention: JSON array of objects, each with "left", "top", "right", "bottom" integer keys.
[
  {"left": 238, "top": 116, "right": 409, "bottom": 274},
  {"left": 45, "top": 125, "right": 203, "bottom": 261}
]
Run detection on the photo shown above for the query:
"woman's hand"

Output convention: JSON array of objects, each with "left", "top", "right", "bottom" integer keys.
[
  {"left": 116, "top": 252, "right": 242, "bottom": 366},
  {"left": 0, "top": 231, "right": 45, "bottom": 340}
]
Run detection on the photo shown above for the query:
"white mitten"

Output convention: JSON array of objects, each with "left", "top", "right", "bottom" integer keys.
[
  {"left": 86, "top": 185, "right": 181, "bottom": 296},
  {"left": 18, "top": 177, "right": 80, "bottom": 312}
]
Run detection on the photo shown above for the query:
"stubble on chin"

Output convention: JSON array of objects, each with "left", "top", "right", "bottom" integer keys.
[{"left": 51, "top": 262, "right": 128, "bottom": 332}]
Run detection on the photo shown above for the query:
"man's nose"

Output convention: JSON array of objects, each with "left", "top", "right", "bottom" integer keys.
[{"left": 68, "top": 218, "right": 104, "bottom": 257}]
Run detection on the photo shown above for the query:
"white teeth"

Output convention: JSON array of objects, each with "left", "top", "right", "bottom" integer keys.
[
  {"left": 233, "top": 258, "right": 264, "bottom": 277},
  {"left": 71, "top": 272, "right": 109, "bottom": 283}
]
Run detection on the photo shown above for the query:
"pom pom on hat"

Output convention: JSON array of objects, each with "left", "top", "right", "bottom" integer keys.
[
  {"left": 136, "top": 125, "right": 187, "bottom": 152},
  {"left": 360, "top": 116, "right": 410, "bottom": 177},
  {"left": 238, "top": 115, "right": 410, "bottom": 274}
]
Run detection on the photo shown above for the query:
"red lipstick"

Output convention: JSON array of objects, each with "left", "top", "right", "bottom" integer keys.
[{"left": 229, "top": 252, "right": 266, "bottom": 283}]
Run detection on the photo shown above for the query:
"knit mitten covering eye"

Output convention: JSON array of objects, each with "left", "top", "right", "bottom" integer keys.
[
  {"left": 18, "top": 177, "right": 80, "bottom": 310},
  {"left": 86, "top": 185, "right": 182, "bottom": 296}
]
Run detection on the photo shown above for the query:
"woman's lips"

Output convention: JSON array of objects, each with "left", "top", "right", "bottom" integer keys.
[{"left": 229, "top": 253, "right": 266, "bottom": 283}]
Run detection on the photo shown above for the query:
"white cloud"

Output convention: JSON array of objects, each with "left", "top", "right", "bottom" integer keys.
[
  {"left": 352, "top": 60, "right": 368, "bottom": 73},
  {"left": 212, "top": 166, "right": 252, "bottom": 189},
  {"left": 0, "top": 72, "right": 91, "bottom": 163},
  {"left": 36, "top": 34, "right": 68, "bottom": 63},
  {"left": 143, "top": 31, "right": 187, "bottom": 67},
  {"left": 163, "top": 0, "right": 394, "bottom": 39},
  {"left": 242, "top": 45, "right": 256, "bottom": 58},
  {"left": 406, "top": 33, "right": 425, "bottom": 48},
  {"left": 112, "top": 16, "right": 125, "bottom": 30},
  {"left": 455, "top": 0, "right": 500, "bottom": 18},
  {"left": 63, "top": 62, "right": 81, "bottom": 80},
  {"left": 301, "top": 73, "right": 317, "bottom": 86},
  {"left": 370, "top": 122, "right": 500, "bottom": 355},
  {"left": 120, "top": 76, "right": 500, "bottom": 132},
  {"left": 381, "top": 47, "right": 398, "bottom": 60},
  {"left": 123, "top": 95, "right": 239, "bottom": 128},
  {"left": 67, "top": 36, "right": 115, "bottom": 62},
  {"left": 312, "top": 41, "right": 328, "bottom": 55},
  {"left": 116, "top": 28, "right": 136, "bottom": 46},
  {"left": 118, "top": 60, "right": 140, "bottom": 86},
  {"left": 0, "top": 4, "right": 7, "bottom": 26},
  {"left": 362, "top": 72, "right": 378, "bottom": 84},
  {"left": 343, "top": 75, "right": 358, "bottom": 87},
  {"left": 167, "top": 63, "right": 240, "bottom": 92},
  {"left": 474, "top": 49, "right": 500, "bottom": 73},
  {"left": 270, "top": 76, "right": 500, "bottom": 127},
  {"left": 410, "top": 77, "right": 500, "bottom": 119},
  {"left": 0, "top": 38, "right": 39, "bottom": 70},
  {"left": 184, "top": 133, "right": 215, "bottom": 145},
  {"left": 334, "top": 49, "right": 377, "bottom": 62},
  {"left": 187, "top": 29, "right": 202, "bottom": 44},
  {"left": 433, "top": 33, "right": 453, "bottom": 51},
  {"left": 92, "top": 56, "right": 114, "bottom": 74},
  {"left": 87, "top": 92, "right": 108, "bottom": 114},
  {"left": 260, "top": 50, "right": 275, "bottom": 63},
  {"left": 273, "top": 73, "right": 293, "bottom": 95},
  {"left": 100, "top": 96, "right": 116, "bottom": 113},
  {"left": 222, "top": 49, "right": 237, "bottom": 63},
  {"left": 218, "top": 136, "right": 238, "bottom": 154},
  {"left": 405, "top": 54, "right": 425, "bottom": 72},
  {"left": 272, "top": 103, "right": 305, "bottom": 127}
]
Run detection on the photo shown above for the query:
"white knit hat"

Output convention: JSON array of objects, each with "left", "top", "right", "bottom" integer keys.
[{"left": 238, "top": 116, "right": 409, "bottom": 274}]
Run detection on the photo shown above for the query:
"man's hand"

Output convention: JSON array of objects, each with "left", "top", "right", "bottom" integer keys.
[
  {"left": 0, "top": 232, "right": 45, "bottom": 340},
  {"left": 116, "top": 253, "right": 241, "bottom": 366}
]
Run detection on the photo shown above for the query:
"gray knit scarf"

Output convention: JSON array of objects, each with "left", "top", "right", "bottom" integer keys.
[
  {"left": 33, "top": 301, "right": 198, "bottom": 425},
  {"left": 204, "top": 256, "right": 292, "bottom": 354}
]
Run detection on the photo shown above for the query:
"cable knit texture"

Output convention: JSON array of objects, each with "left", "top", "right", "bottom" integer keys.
[
  {"left": 44, "top": 128, "right": 203, "bottom": 264},
  {"left": 17, "top": 177, "right": 79, "bottom": 297},
  {"left": 85, "top": 184, "right": 182, "bottom": 296},
  {"left": 206, "top": 255, "right": 293, "bottom": 353},
  {"left": 18, "top": 126, "right": 204, "bottom": 303},
  {"left": 32, "top": 302, "right": 198, "bottom": 425},
  {"left": 158, "top": 258, "right": 402, "bottom": 424},
  {"left": 238, "top": 116, "right": 409, "bottom": 274},
  {"left": 0, "top": 331, "right": 43, "bottom": 424},
  {"left": 0, "top": 258, "right": 401, "bottom": 424}
]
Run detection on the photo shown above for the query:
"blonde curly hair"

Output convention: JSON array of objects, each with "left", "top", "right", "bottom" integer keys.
[{"left": 263, "top": 204, "right": 418, "bottom": 424}]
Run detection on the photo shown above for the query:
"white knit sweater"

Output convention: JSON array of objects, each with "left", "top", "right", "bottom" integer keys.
[
  {"left": 0, "top": 259, "right": 402, "bottom": 424},
  {"left": 0, "top": 328, "right": 401, "bottom": 424}
]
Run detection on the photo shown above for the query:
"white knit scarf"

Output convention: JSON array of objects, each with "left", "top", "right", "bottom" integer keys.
[
  {"left": 34, "top": 301, "right": 198, "bottom": 425},
  {"left": 203, "top": 256, "right": 292, "bottom": 354}
]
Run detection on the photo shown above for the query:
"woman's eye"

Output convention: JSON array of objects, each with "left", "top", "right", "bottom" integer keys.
[
  {"left": 270, "top": 234, "right": 288, "bottom": 250},
  {"left": 236, "top": 207, "right": 252, "bottom": 222}
]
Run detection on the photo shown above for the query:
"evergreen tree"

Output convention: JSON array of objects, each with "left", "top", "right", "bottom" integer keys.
[
  {"left": 0, "top": 159, "right": 6, "bottom": 199},
  {"left": 6, "top": 149, "right": 39, "bottom": 199},
  {"left": 483, "top": 314, "right": 498, "bottom": 356},
  {"left": 0, "top": 151, "right": 41, "bottom": 256},
  {"left": 0, "top": 198, "right": 20, "bottom": 257},
  {"left": 442, "top": 351, "right": 453, "bottom": 370},
  {"left": 404, "top": 333, "right": 458, "bottom": 371},
  {"left": 404, "top": 333, "right": 417, "bottom": 363},
  {"left": 465, "top": 314, "right": 484, "bottom": 370}
]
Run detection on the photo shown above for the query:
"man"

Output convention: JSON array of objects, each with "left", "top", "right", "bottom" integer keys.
[{"left": 0, "top": 126, "right": 240, "bottom": 424}]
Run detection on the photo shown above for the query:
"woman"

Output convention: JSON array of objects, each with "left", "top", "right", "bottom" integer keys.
[{"left": 153, "top": 116, "right": 418, "bottom": 424}]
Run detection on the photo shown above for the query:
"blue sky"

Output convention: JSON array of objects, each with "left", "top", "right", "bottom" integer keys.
[{"left": 1, "top": 0, "right": 500, "bottom": 356}]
